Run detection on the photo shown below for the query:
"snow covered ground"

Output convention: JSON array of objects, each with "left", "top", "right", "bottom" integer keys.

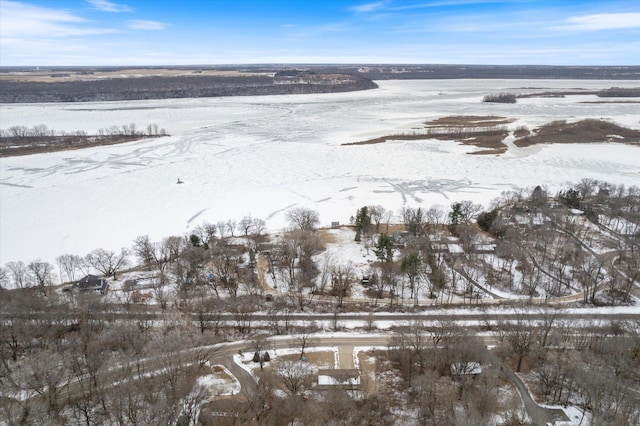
[{"left": 1, "top": 79, "right": 639, "bottom": 264}]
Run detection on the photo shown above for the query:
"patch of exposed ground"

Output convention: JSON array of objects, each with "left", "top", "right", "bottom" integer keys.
[
  {"left": 0, "top": 68, "right": 271, "bottom": 83},
  {"left": 514, "top": 119, "right": 640, "bottom": 147},
  {"left": 517, "top": 87, "right": 640, "bottom": 99},
  {"left": 343, "top": 115, "right": 510, "bottom": 155},
  {"left": 317, "top": 228, "right": 339, "bottom": 245},
  {"left": 513, "top": 127, "right": 531, "bottom": 138},
  {"left": 424, "top": 115, "right": 515, "bottom": 128},
  {"left": 344, "top": 116, "right": 640, "bottom": 154},
  {"left": 357, "top": 351, "right": 378, "bottom": 396},
  {"left": 0, "top": 135, "right": 159, "bottom": 157}
]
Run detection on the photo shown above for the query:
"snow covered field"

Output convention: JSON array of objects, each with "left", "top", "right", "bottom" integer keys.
[{"left": 1, "top": 79, "right": 639, "bottom": 264}]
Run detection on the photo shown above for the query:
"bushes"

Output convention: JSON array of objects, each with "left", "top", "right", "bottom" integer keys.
[
  {"left": 482, "top": 93, "right": 517, "bottom": 103},
  {"left": 558, "top": 188, "right": 581, "bottom": 209},
  {"left": 597, "top": 87, "right": 640, "bottom": 97},
  {"left": 477, "top": 208, "right": 505, "bottom": 238},
  {"left": 477, "top": 209, "right": 498, "bottom": 232}
]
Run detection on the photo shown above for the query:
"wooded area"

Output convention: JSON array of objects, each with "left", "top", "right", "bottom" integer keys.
[{"left": 1, "top": 179, "right": 639, "bottom": 424}]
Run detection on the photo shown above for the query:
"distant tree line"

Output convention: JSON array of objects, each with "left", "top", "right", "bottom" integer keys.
[
  {"left": 597, "top": 87, "right": 640, "bottom": 97},
  {"left": 0, "top": 123, "right": 167, "bottom": 156},
  {"left": 487, "top": 86, "right": 640, "bottom": 104},
  {"left": 0, "top": 73, "right": 378, "bottom": 103},
  {"left": 1, "top": 123, "right": 166, "bottom": 139}
]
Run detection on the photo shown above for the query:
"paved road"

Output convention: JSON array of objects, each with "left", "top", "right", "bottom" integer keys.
[
  {"left": 489, "top": 353, "right": 569, "bottom": 426},
  {"left": 201, "top": 335, "right": 573, "bottom": 426},
  {"left": 5, "top": 309, "right": 639, "bottom": 325},
  {"left": 209, "top": 334, "right": 568, "bottom": 425},
  {"left": 6, "top": 333, "right": 587, "bottom": 426}
]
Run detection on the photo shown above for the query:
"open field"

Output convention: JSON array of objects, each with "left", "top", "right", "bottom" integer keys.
[
  {"left": 1, "top": 79, "right": 640, "bottom": 264},
  {"left": 0, "top": 68, "right": 272, "bottom": 83}
]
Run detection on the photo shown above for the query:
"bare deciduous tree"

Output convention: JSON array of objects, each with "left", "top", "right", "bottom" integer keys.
[
  {"left": 331, "top": 262, "right": 354, "bottom": 307},
  {"left": 238, "top": 215, "right": 253, "bottom": 237},
  {"left": 251, "top": 218, "right": 267, "bottom": 238},
  {"left": 505, "top": 309, "right": 537, "bottom": 372},
  {"left": 296, "top": 330, "right": 316, "bottom": 358},
  {"left": 56, "top": 254, "right": 83, "bottom": 283},
  {"left": 402, "top": 206, "right": 426, "bottom": 236},
  {"left": 85, "top": 248, "right": 129, "bottom": 279},
  {"left": 274, "top": 359, "right": 315, "bottom": 395},
  {"left": 132, "top": 235, "right": 154, "bottom": 266},
  {"left": 5, "top": 261, "right": 30, "bottom": 289},
  {"left": 286, "top": 207, "right": 320, "bottom": 231},
  {"left": 368, "top": 205, "right": 387, "bottom": 233},
  {"left": 27, "top": 260, "right": 54, "bottom": 293}
]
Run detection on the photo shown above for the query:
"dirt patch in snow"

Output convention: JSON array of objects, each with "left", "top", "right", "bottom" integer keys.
[
  {"left": 344, "top": 115, "right": 640, "bottom": 155},
  {"left": 343, "top": 115, "right": 510, "bottom": 155},
  {"left": 515, "top": 119, "right": 640, "bottom": 147},
  {"left": 424, "top": 115, "right": 515, "bottom": 127}
]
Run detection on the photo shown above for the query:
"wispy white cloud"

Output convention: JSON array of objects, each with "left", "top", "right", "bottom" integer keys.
[
  {"left": 0, "top": 0, "right": 117, "bottom": 38},
  {"left": 128, "top": 20, "right": 167, "bottom": 30},
  {"left": 349, "top": 1, "right": 387, "bottom": 13},
  {"left": 87, "top": 0, "right": 132, "bottom": 13},
  {"left": 399, "top": 0, "right": 529, "bottom": 7},
  {"left": 556, "top": 13, "right": 640, "bottom": 31},
  {"left": 351, "top": 0, "right": 528, "bottom": 13}
]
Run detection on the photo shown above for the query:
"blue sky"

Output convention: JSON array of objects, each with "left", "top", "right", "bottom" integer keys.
[{"left": 1, "top": 0, "right": 639, "bottom": 66}]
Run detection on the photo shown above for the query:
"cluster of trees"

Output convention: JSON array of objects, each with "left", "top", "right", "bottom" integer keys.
[
  {"left": 482, "top": 93, "right": 517, "bottom": 103},
  {"left": 383, "top": 320, "right": 506, "bottom": 424},
  {"left": 0, "top": 123, "right": 167, "bottom": 140},
  {"left": 345, "top": 202, "right": 484, "bottom": 306},
  {"left": 2, "top": 191, "right": 639, "bottom": 424},
  {"left": 2, "top": 179, "right": 638, "bottom": 311},
  {"left": 0, "top": 123, "right": 168, "bottom": 156},
  {"left": 339, "top": 179, "right": 638, "bottom": 306},
  {"left": 372, "top": 314, "right": 640, "bottom": 425},
  {"left": 597, "top": 87, "right": 640, "bottom": 97},
  {"left": 203, "top": 316, "right": 640, "bottom": 425},
  {"left": 0, "top": 73, "right": 378, "bottom": 103},
  {"left": 472, "top": 180, "right": 639, "bottom": 302},
  {"left": 1, "top": 248, "right": 130, "bottom": 294},
  {"left": 495, "top": 310, "right": 640, "bottom": 425},
  {"left": 0, "top": 291, "right": 222, "bottom": 425}
]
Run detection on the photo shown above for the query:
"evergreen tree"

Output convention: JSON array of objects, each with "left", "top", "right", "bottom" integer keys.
[
  {"left": 189, "top": 234, "right": 202, "bottom": 247},
  {"left": 448, "top": 202, "right": 463, "bottom": 235},
  {"left": 374, "top": 233, "right": 394, "bottom": 262},
  {"left": 354, "top": 206, "right": 370, "bottom": 241},
  {"left": 531, "top": 185, "right": 548, "bottom": 208}
]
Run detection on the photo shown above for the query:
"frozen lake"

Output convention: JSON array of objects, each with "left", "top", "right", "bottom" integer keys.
[{"left": 1, "top": 79, "right": 640, "bottom": 264}]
